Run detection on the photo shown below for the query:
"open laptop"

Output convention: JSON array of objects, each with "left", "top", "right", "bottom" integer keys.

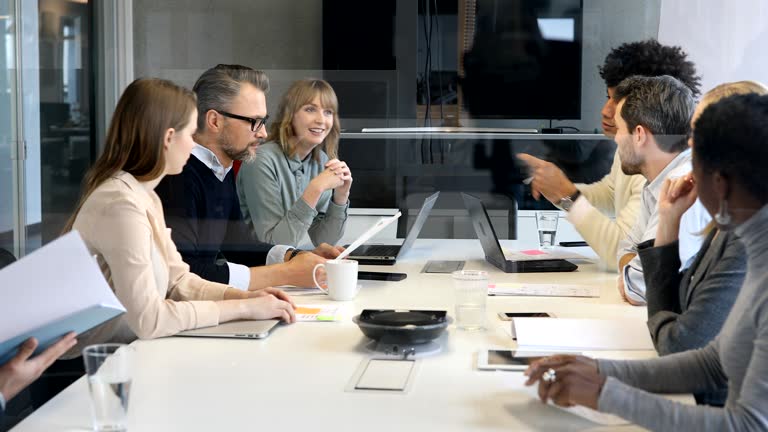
[
  {"left": 346, "top": 191, "right": 440, "bottom": 265},
  {"left": 175, "top": 320, "right": 280, "bottom": 339},
  {"left": 461, "top": 193, "right": 578, "bottom": 273}
]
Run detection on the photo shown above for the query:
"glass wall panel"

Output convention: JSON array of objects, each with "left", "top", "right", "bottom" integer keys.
[{"left": 132, "top": 0, "right": 768, "bottom": 240}]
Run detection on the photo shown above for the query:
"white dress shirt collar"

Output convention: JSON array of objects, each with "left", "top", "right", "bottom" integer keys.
[{"left": 191, "top": 143, "right": 232, "bottom": 182}]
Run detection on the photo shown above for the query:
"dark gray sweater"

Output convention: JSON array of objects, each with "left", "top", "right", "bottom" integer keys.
[
  {"left": 639, "top": 230, "right": 746, "bottom": 405},
  {"left": 596, "top": 204, "right": 768, "bottom": 431}
]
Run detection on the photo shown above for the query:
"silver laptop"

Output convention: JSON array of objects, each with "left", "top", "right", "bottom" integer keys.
[
  {"left": 346, "top": 191, "right": 439, "bottom": 265},
  {"left": 176, "top": 320, "right": 280, "bottom": 339}
]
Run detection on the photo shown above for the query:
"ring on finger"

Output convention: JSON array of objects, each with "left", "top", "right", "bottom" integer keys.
[{"left": 542, "top": 368, "right": 557, "bottom": 383}]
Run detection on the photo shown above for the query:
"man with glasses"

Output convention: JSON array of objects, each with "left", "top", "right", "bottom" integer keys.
[{"left": 156, "top": 64, "right": 341, "bottom": 291}]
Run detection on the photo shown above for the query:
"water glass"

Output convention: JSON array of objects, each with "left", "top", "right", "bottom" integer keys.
[
  {"left": 83, "top": 344, "right": 133, "bottom": 432},
  {"left": 452, "top": 270, "right": 489, "bottom": 330},
  {"left": 536, "top": 211, "right": 560, "bottom": 249}
]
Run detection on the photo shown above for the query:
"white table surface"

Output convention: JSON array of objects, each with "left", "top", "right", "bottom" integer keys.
[{"left": 12, "top": 239, "right": 673, "bottom": 432}]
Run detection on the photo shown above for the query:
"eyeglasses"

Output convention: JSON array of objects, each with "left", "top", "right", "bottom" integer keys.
[{"left": 215, "top": 110, "right": 269, "bottom": 132}]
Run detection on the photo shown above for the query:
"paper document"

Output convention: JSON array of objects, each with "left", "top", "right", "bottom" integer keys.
[
  {"left": 295, "top": 304, "right": 346, "bottom": 322},
  {"left": 0, "top": 231, "right": 125, "bottom": 363},
  {"left": 502, "top": 248, "right": 588, "bottom": 261},
  {"left": 337, "top": 212, "right": 401, "bottom": 260},
  {"left": 505, "top": 374, "right": 628, "bottom": 426},
  {"left": 513, "top": 318, "right": 655, "bottom": 351},
  {"left": 488, "top": 283, "right": 599, "bottom": 298}
]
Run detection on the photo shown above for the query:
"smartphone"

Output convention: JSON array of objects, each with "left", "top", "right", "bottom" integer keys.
[
  {"left": 358, "top": 271, "right": 407, "bottom": 282},
  {"left": 477, "top": 349, "right": 546, "bottom": 371},
  {"left": 559, "top": 241, "right": 589, "bottom": 247},
  {"left": 497, "top": 312, "right": 554, "bottom": 321}
]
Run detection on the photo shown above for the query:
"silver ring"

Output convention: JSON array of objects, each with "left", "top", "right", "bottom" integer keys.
[{"left": 542, "top": 368, "right": 557, "bottom": 383}]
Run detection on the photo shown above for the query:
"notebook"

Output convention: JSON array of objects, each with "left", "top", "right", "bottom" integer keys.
[
  {"left": 175, "top": 320, "right": 280, "bottom": 339},
  {"left": 346, "top": 192, "right": 440, "bottom": 265},
  {"left": 461, "top": 193, "right": 577, "bottom": 273}
]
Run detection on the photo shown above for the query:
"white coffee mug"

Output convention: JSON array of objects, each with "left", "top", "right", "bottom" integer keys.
[{"left": 312, "top": 259, "right": 360, "bottom": 301}]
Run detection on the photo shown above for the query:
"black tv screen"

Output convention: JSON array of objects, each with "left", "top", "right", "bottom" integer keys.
[{"left": 462, "top": 0, "right": 583, "bottom": 120}]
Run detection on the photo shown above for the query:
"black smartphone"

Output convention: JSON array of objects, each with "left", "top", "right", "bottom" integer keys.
[
  {"left": 559, "top": 241, "right": 589, "bottom": 247},
  {"left": 358, "top": 271, "right": 407, "bottom": 282},
  {"left": 497, "top": 312, "right": 554, "bottom": 321}
]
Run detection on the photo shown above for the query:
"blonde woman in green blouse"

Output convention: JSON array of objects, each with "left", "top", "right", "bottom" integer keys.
[{"left": 237, "top": 79, "right": 351, "bottom": 248}]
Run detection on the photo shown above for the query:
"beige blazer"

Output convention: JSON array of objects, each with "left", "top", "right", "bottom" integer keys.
[{"left": 66, "top": 171, "right": 230, "bottom": 356}]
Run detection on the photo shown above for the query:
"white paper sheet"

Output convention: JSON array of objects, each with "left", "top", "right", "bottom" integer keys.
[
  {"left": 0, "top": 231, "right": 124, "bottom": 342},
  {"left": 513, "top": 318, "right": 655, "bottom": 351}
]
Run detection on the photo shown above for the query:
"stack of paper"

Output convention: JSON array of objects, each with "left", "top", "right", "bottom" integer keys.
[
  {"left": 0, "top": 231, "right": 125, "bottom": 363},
  {"left": 513, "top": 318, "right": 654, "bottom": 351}
]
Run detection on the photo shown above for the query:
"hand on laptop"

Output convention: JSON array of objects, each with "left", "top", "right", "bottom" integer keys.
[
  {"left": 248, "top": 287, "right": 296, "bottom": 309},
  {"left": 312, "top": 243, "right": 345, "bottom": 259},
  {"left": 240, "top": 294, "right": 297, "bottom": 323}
]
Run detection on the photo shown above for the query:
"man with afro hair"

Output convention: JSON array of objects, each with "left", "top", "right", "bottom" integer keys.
[{"left": 518, "top": 39, "right": 701, "bottom": 271}]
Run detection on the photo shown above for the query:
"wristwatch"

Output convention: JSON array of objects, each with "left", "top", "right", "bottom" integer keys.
[{"left": 559, "top": 190, "right": 582, "bottom": 212}]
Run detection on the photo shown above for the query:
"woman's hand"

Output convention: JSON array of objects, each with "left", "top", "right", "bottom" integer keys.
[
  {"left": 523, "top": 354, "right": 605, "bottom": 410},
  {"left": 240, "top": 293, "right": 297, "bottom": 323},
  {"left": 325, "top": 159, "right": 353, "bottom": 205},
  {"left": 0, "top": 333, "right": 77, "bottom": 402},
  {"left": 656, "top": 173, "right": 698, "bottom": 246}
]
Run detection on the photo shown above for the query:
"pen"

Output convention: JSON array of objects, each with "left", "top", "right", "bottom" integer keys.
[{"left": 523, "top": 176, "right": 534, "bottom": 185}]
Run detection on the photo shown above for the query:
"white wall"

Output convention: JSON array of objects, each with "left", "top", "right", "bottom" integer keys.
[{"left": 659, "top": 0, "right": 768, "bottom": 94}]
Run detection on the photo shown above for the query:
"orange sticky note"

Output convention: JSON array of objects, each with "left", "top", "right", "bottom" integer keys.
[{"left": 295, "top": 307, "right": 322, "bottom": 315}]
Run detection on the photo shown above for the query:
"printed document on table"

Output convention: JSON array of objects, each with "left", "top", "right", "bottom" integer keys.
[
  {"left": 295, "top": 304, "right": 347, "bottom": 322},
  {"left": 0, "top": 231, "right": 125, "bottom": 363},
  {"left": 513, "top": 318, "right": 654, "bottom": 351}
]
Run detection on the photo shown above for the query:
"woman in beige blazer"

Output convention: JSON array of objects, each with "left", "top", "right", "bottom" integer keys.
[{"left": 62, "top": 78, "right": 295, "bottom": 354}]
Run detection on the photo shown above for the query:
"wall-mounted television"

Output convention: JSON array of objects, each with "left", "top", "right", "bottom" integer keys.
[{"left": 461, "top": 0, "right": 583, "bottom": 120}]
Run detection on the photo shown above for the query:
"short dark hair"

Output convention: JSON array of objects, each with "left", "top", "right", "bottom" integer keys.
[
  {"left": 599, "top": 39, "right": 701, "bottom": 98},
  {"left": 193, "top": 64, "right": 270, "bottom": 131},
  {"left": 614, "top": 75, "right": 695, "bottom": 153},
  {"left": 694, "top": 93, "right": 768, "bottom": 204}
]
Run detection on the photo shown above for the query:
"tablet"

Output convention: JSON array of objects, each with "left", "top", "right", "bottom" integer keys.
[{"left": 477, "top": 349, "right": 546, "bottom": 371}]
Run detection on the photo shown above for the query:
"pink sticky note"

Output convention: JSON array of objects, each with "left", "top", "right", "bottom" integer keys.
[{"left": 521, "top": 249, "right": 547, "bottom": 256}]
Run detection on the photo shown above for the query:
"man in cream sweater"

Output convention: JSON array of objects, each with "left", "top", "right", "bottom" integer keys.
[{"left": 517, "top": 40, "right": 701, "bottom": 270}]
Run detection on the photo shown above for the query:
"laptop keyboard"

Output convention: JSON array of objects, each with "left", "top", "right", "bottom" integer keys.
[{"left": 353, "top": 245, "right": 400, "bottom": 257}]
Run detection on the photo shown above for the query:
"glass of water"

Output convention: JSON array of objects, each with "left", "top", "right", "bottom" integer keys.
[
  {"left": 536, "top": 211, "right": 560, "bottom": 249},
  {"left": 452, "top": 270, "right": 489, "bottom": 331},
  {"left": 83, "top": 344, "right": 133, "bottom": 432}
]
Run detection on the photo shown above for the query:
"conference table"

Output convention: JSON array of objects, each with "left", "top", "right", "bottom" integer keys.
[{"left": 13, "top": 239, "right": 681, "bottom": 432}]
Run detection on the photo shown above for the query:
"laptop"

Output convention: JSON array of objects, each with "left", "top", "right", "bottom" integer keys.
[
  {"left": 346, "top": 192, "right": 440, "bottom": 265},
  {"left": 175, "top": 320, "right": 280, "bottom": 339},
  {"left": 461, "top": 193, "right": 578, "bottom": 273}
]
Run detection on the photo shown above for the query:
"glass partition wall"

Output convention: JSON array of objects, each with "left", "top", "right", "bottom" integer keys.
[{"left": 0, "top": 0, "right": 95, "bottom": 258}]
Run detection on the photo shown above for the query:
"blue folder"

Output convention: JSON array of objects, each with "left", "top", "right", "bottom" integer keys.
[{"left": 0, "top": 304, "right": 124, "bottom": 364}]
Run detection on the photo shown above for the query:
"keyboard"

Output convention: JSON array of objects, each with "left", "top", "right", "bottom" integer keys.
[
  {"left": 351, "top": 244, "right": 400, "bottom": 257},
  {"left": 488, "top": 283, "right": 600, "bottom": 298}
]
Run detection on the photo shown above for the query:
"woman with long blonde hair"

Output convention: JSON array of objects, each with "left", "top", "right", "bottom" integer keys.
[
  {"left": 63, "top": 78, "right": 295, "bottom": 355},
  {"left": 236, "top": 79, "right": 351, "bottom": 247}
]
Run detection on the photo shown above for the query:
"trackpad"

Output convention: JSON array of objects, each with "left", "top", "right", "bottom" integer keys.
[{"left": 355, "top": 359, "right": 415, "bottom": 391}]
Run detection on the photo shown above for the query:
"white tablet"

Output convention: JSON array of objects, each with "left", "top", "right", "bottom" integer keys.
[{"left": 477, "top": 349, "right": 547, "bottom": 371}]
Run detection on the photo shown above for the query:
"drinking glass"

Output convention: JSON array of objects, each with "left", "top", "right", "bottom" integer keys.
[{"left": 83, "top": 344, "right": 133, "bottom": 432}]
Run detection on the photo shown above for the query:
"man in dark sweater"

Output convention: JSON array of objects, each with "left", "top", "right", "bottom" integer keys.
[{"left": 156, "top": 64, "right": 341, "bottom": 290}]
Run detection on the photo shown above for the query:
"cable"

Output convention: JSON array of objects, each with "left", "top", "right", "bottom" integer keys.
[{"left": 434, "top": 0, "right": 444, "bottom": 123}]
